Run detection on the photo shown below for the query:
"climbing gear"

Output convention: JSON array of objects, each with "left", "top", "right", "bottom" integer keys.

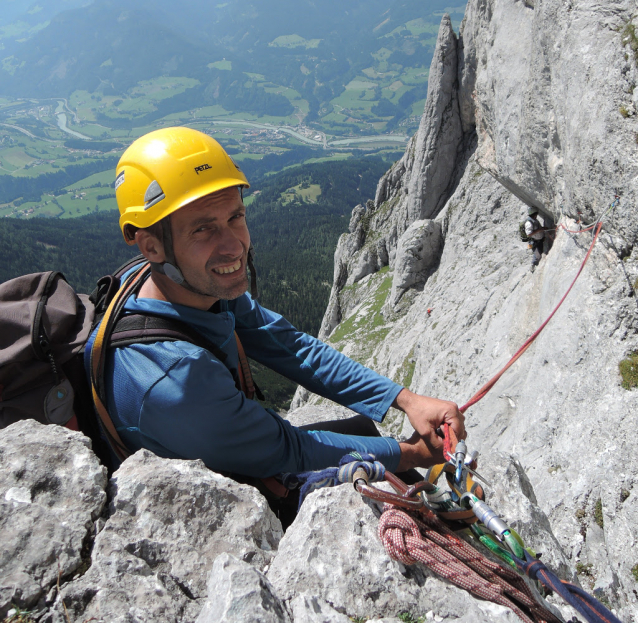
[
  {"left": 513, "top": 550, "right": 622, "bottom": 623},
  {"left": 294, "top": 453, "right": 621, "bottom": 623},
  {"left": 379, "top": 507, "right": 562, "bottom": 623},
  {"left": 116, "top": 127, "right": 249, "bottom": 239},
  {"left": 282, "top": 452, "right": 387, "bottom": 510}
]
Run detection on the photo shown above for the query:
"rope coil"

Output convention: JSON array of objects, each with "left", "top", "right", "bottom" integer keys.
[{"left": 379, "top": 507, "right": 561, "bottom": 623}]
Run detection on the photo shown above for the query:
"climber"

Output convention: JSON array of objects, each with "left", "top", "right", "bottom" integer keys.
[
  {"left": 524, "top": 207, "right": 546, "bottom": 272},
  {"left": 87, "top": 127, "right": 465, "bottom": 501}
]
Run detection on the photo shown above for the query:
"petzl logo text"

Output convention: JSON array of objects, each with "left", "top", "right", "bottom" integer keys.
[{"left": 194, "top": 163, "right": 212, "bottom": 175}]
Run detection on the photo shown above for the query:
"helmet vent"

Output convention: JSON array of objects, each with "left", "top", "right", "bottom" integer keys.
[{"left": 144, "top": 180, "right": 165, "bottom": 210}]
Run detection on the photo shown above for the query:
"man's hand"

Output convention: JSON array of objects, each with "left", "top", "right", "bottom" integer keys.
[{"left": 392, "top": 388, "right": 465, "bottom": 470}]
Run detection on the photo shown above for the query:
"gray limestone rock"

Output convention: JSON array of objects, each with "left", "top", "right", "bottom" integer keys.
[
  {"left": 288, "top": 594, "right": 352, "bottom": 623},
  {"left": 0, "top": 420, "right": 107, "bottom": 619},
  {"left": 463, "top": 0, "right": 638, "bottom": 243},
  {"left": 195, "top": 553, "right": 290, "bottom": 623},
  {"left": 404, "top": 15, "right": 464, "bottom": 226},
  {"left": 49, "top": 450, "right": 282, "bottom": 623},
  {"left": 390, "top": 220, "right": 443, "bottom": 306},
  {"left": 285, "top": 404, "right": 364, "bottom": 428}
]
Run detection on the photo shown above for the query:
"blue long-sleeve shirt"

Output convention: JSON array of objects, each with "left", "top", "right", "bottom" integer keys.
[{"left": 86, "top": 275, "right": 404, "bottom": 477}]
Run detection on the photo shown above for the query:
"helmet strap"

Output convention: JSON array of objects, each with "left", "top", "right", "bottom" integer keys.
[
  {"left": 247, "top": 244, "right": 259, "bottom": 300},
  {"left": 153, "top": 217, "right": 210, "bottom": 297}
]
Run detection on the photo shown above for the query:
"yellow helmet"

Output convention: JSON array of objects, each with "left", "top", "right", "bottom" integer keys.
[{"left": 115, "top": 127, "right": 249, "bottom": 244}]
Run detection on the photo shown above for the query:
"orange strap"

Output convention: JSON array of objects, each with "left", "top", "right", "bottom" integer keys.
[
  {"left": 90, "top": 265, "right": 151, "bottom": 462},
  {"left": 234, "top": 332, "right": 257, "bottom": 400}
]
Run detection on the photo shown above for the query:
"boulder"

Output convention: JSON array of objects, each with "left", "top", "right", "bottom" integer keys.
[
  {"left": 390, "top": 219, "right": 443, "bottom": 306},
  {"left": 0, "top": 420, "right": 107, "bottom": 619},
  {"left": 48, "top": 450, "right": 282, "bottom": 623},
  {"left": 195, "top": 553, "right": 290, "bottom": 623}
]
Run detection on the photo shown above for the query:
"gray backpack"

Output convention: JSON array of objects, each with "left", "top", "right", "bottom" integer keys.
[{"left": 0, "top": 270, "right": 94, "bottom": 428}]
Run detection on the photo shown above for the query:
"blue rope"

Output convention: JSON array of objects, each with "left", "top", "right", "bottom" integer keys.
[
  {"left": 513, "top": 550, "right": 621, "bottom": 623},
  {"left": 281, "top": 452, "right": 385, "bottom": 510}
]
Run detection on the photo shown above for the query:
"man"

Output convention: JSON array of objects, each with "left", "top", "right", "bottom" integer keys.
[
  {"left": 89, "top": 127, "right": 465, "bottom": 490},
  {"left": 524, "top": 207, "right": 546, "bottom": 272}
]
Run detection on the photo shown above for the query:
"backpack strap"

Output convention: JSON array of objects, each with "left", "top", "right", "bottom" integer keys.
[
  {"left": 234, "top": 332, "right": 264, "bottom": 401},
  {"left": 89, "top": 263, "right": 150, "bottom": 462},
  {"left": 29, "top": 270, "right": 68, "bottom": 375},
  {"left": 109, "top": 313, "right": 228, "bottom": 363}
]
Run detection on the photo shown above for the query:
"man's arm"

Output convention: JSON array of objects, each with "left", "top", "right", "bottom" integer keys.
[
  {"left": 107, "top": 340, "right": 403, "bottom": 477},
  {"left": 233, "top": 296, "right": 466, "bottom": 468},
  {"left": 233, "top": 296, "right": 403, "bottom": 421}
]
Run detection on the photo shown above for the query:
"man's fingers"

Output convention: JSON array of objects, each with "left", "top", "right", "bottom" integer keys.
[{"left": 444, "top": 405, "right": 466, "bottom": 441}]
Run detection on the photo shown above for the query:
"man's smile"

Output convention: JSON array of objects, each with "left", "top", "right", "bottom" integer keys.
[{"left": 212, "top": 260, "right": 242, "bottom": 275}]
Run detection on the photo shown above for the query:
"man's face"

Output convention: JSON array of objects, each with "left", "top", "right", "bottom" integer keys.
[{"left": 169, "top": 187, "right": 251, "bottom": 301}]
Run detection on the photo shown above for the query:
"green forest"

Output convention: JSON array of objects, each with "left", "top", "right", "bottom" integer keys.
[{"left": 0, "top": 156, "right": 389, "bottom": 410}]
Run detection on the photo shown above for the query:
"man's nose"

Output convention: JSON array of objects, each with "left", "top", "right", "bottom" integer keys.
[{"left": 217, "top": 228, "right": 246, "bottom": 257}]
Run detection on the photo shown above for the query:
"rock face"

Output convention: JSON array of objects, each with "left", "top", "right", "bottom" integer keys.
[
  {"left": 0, "top": 421, "right": 107, "bottom": 620},
  {"left": 48, "top": 448, "right": 282, "bottom": 623},
  {"left": 293, "top": 0, "right": 638, "bottom": 620}
]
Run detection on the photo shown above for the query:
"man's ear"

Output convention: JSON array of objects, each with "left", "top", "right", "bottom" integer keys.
[{"left": 135, "top": 229, "right": 165, "bottom": 263}]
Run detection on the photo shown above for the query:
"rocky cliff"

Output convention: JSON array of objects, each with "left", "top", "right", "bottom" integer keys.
[
  {"left": 3, "top": 1, "right": 638, "bottom": 622},
  {"left": 293, "top": 0, "right": 638, "bottom": 620}
]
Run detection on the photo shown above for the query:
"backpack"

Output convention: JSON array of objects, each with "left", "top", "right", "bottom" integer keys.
[
  {"left": 519, "top": 219, "right": 532, "bottom": 242},
  {"left": 0, "top": 256, "right": 261, "bottom": 471}
]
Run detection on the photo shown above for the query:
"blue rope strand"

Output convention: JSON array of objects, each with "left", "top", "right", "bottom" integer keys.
[
  {"left": 282, "top": 453, "right": 385, "bottom": 510},
  {"left": 515, "top": 550, "right": 621, "bottom": 623}
]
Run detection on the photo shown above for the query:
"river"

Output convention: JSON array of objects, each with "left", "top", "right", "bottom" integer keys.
[{"left": 55, "top": 100, "right": 91, "bottom": 140}]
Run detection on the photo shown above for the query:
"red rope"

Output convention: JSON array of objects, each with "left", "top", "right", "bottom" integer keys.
[
  {"left": 558, "top": 223, "right": 597, "bottom": 234},
  {"left": 459, "top": 222, "right": 603, "bottom": 413},
  {"left": 379, "top": 507, "right": 561, "bottom": 623}
]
